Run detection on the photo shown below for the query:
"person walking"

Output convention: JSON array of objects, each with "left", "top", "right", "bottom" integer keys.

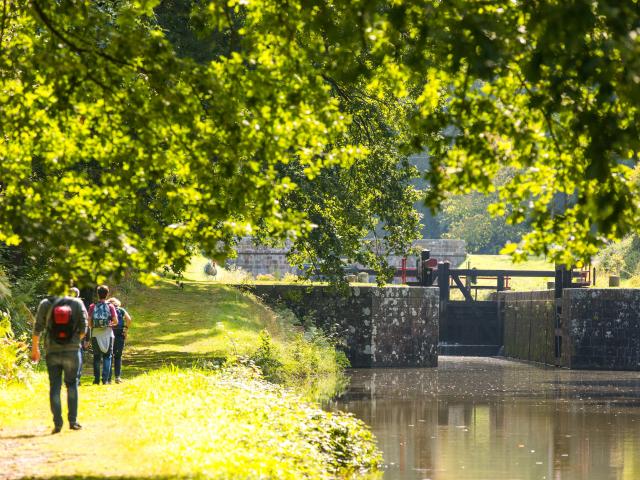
[
  {"left": 88, "top": 285, "right": 118, "bottom": 385},
  {"left": 68, "top": 287, "right": 88, "bottom": 385},
  {"left": 31, "top": 293, "right": 88, "bottom": 434},
  {"left": 107, "top": 297, "right": 132, "bottom": 384}
]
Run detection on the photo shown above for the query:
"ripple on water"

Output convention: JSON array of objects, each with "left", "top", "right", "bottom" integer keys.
[{"left": 328, "top": 356, "right": 640, "bottom": 480}]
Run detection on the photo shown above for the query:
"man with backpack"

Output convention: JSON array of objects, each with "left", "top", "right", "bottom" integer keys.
[
  {"left": 88, "top": 285, "right": 118, "bottom": 385},
  {"left": 31, "top": 293, "right": 88, "bottom": 434}
]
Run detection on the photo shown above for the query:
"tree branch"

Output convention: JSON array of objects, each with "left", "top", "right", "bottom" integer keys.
[
  {"left": 0, "top": 0, "right": 8, "bottom": 59},
  {"left": 30, "top": 0, "right": 150, "bottom": 75}
]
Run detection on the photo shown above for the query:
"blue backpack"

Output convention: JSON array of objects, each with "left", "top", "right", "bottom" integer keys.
[{"left": 92, "top": 302, "right": 111, "bottom": 328}]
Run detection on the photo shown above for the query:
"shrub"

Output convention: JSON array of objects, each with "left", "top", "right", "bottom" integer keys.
[
  {"left": 282, "top": 272, "right": 299, "bottom": 283},
  {"left": 251, "top": 329, "right": 284, "bottom": 382},
  {"left": 0, "top": 270, "right": 38, "bottom": 338},
  {"left": 0, "top": 311, "right": 32, "bottom": 383},
  {"left": 250, "top": 306, "right": 350, "bottom": 398},
  {"left": 596, "top": 235, "right": 640, "bottom": 278},
  {"left": 256, "top": 273, "right": 276, "bottom": 281}
]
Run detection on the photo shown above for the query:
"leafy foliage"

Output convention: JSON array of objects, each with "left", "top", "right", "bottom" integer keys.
[
  {"left": 596, "top": 234, "right": 640, "bottom": 277},
  {"left": 3, "top": 0, "right": 640, "bottom": 289},
  {"left": 440, "top": 169, "right": 529, "bottom": 253},
  {"left": 406, "top": 1, "right": 640, "bottom": 264},
  {"left": 1, "top": 0, "right": 359, "bottom": 290},
  {"left": 0, "top": 273, "right": 33, "bottom": 383},
  {"left": 279, "top": 81, "right": 424, "bottom": 283},
  {"left": 0, "top": 311, "right": 32, "bottom": 383},
  {"left": 155, "top": 0, "right": 424, "bottom": 283}
]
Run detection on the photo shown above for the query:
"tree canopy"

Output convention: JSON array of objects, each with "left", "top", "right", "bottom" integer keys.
[
  {"left": 440, "top": 169, "right": 529, "bottom": 254},
  {"left": 2, "top": 0, "right": 640, "bottom": 288}
]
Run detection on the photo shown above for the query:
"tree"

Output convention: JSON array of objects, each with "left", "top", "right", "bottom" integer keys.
[
  {"left": 3, "top": 0, "right": 640, "bottom": 290},
  {"left": 0, "top": 1, "right": 360, "bottom": 289},
  {"left": 440, "top": 169, "right": 529, "bottom": 253},
  {"left": 154, "top": 1, "right": 426, "bottom": 283},
  {"left": 276, "top": 81, "right": 425, "bottom": 282}
]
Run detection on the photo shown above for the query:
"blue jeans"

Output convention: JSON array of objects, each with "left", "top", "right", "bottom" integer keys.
[
  {"left": 109, "top": 333, "right": 126, "bottom": 380},
  {"left": 92, "top": 337, "right": 113, "bottom": 384},
  {"left": 46, "top": 350, "right": 82, "bottom": 428}
]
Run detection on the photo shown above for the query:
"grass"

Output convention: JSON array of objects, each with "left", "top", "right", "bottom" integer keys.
[
  {"left": 0, "top": 280, "right": 378, "bottom": 479},
  {"left": 100, "top": 280, "right": 347, "bottom": 395},
  {"left": 118, "top": 282, "right": 277, "bottom": 367},
  {"left": 449, "top": 254, "right": 556, "bottom": 299},
  {"left": 0, "top": 367, "right": 380, "bottom": 479}
]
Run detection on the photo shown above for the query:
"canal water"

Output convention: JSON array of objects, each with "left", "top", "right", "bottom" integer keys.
[{"left": 328, "top": 357, "right": 640, "bottom": 480}]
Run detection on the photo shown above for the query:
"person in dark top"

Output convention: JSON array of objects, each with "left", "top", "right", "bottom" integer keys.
[
  {"left": 107, "top": 297, "right": 132, "bottom": 384},
  {"left": 31, "top": 295, "right": 88, "bottom": 434},
  {"left": 68, "top": 287, "right": 87, "bottom": 384}
]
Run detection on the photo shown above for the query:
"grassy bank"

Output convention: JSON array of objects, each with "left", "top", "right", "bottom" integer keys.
[
  {"left": 0, "top": 280, "right": 380, "bottom": 479},
  {"left": 110, "top": 280, "right": 348, "bottom": 398},
  {"left": 0, "top": 366, "right": 379, "bottom": 479}
]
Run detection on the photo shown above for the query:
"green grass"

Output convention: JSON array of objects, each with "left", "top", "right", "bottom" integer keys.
[
  {"left": 120, "top": 282, "right": 277, "bottom": 364},
  {"left": 99, "top": 281, "right": 346, "bottom": 392},
  {"left": 0, "top": 367, "right": 380, "bottom": 479},
  {"left": 0, "top": 280, "right": 377, "bottom": 479},
  {"left": 454, "top": 254, "right": 556, "bottom": 299}
]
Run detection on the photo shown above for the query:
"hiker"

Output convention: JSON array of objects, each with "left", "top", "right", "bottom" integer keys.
[
  {"left": 31, "top": 293, "right": 88, "bottom": 434},
  {"left": 68, "top": 287, "right": 87, "bottom": 384},
  {"left": 107, "top": 297, "right": 132, "bottom": 384},
  {"left": 88, "top": 285, "right": 118, "bottom": 385}
]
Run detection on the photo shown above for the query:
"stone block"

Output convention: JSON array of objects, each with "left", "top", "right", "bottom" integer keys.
[{"left": 249, "top": 284, "right": 438, "bottom": 367}]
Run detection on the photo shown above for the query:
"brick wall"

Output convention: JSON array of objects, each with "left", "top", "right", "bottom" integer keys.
[
  {"left": 249, "top": 284, "right": 439, "bottom": 368},
  {"left": 229, "top": 237, "right": 466, "bottom": 278}
]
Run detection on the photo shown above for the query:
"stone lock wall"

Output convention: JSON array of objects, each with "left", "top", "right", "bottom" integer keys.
[
  {"left": 249, "top": 284, "right": 439, "bottom": 368},
  {"left": 561, "top": 289, "right": 640, "bottom": 370},
  {"left": 500, "top": 289, "right": 640, "bottom": 370}
]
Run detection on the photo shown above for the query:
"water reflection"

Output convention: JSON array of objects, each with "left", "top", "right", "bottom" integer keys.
[{"left": 328, "top": 357, "right": 640, "bottom": 480}]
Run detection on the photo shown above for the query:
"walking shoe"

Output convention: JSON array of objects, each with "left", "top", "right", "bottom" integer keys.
[
  {"left": 115, "top": 377, "right": 122, "bottom": 384},
  {"left": 93, "top": 380, "right": 100, "bottom": 385},
  {"left": 69, "top": 423, "right": 82, "bottom": 431},
  {"left": 52, "top": 425, "right": 62, "bottom": 434}
]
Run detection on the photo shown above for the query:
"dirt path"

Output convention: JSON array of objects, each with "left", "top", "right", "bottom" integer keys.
[
  {"left": 0, "top": 426, "right": 69, "bottom": 479},
  {"left": 0, "top": 386, "right": 129, "bottom": 480}
]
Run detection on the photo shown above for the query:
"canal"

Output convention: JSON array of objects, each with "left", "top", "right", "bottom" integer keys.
[{"left": 328, "top": 357, "right": 640, "bottom": 480}]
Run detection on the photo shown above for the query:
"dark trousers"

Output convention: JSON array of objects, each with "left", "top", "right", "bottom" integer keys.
[
  {"left": 91, "top": 337, "right": 113, "bottom": 384},
  {"left": 46, "top": 350, "right": 81, "bottom": 428},
  {"left": 109, "top": 333, "right": 126, "bottom": 380}
]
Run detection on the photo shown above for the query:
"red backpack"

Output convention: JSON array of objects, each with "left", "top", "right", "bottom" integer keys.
[{"left": 49, "top": 300, "right": 75, "bottom": 344}]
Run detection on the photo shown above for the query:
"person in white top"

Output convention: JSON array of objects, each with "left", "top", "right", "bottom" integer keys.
[{"left": 88, "top": 285, "right": 118, "bottom": 385}]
